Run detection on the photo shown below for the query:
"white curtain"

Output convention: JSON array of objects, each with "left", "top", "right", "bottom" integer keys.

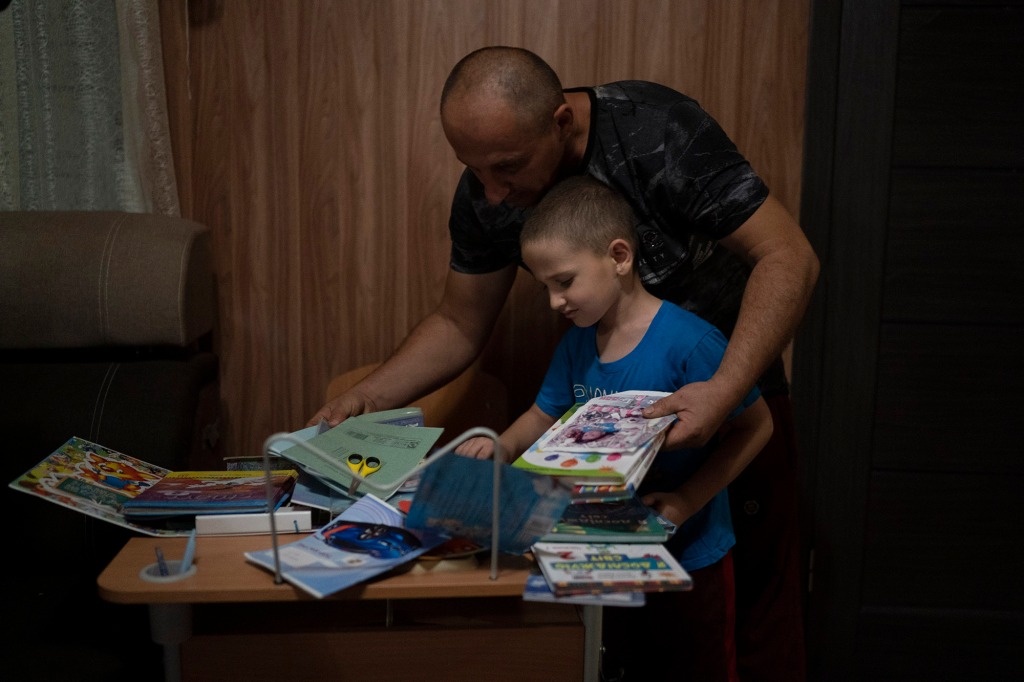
[{"left": 0, "top": 0, "right": 179, "bottom": 215}]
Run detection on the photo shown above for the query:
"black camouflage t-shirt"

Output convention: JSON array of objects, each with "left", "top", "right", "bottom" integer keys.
[{"left": 448, "top": 81, "right": 787, "bottom": 394}]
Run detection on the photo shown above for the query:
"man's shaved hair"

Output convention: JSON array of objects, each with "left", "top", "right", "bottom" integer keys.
[
  {"left": 441, "top": 46, "right": 565, "bottom": 133},
  {"left": 521, "top": 175, "right": 639, "bottom": 259}
]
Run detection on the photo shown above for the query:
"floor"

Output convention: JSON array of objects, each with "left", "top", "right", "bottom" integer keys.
[{"left": 6, "top": 516, "right": 164, "bottom": 681}]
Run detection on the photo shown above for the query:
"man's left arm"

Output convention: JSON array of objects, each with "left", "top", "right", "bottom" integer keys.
[{"left": 644, "top": 194, "right": 819, "bottom": 449}]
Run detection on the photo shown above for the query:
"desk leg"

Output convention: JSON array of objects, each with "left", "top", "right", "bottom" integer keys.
[
  {"left": 149, "top": 603, "right": 192, "bottom": 682},
  {"left": 581, "top": 604, "right": 602, "bottom": 682}
]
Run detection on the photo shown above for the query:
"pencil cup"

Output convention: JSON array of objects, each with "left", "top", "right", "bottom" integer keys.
[{"left": 140, "top": 560, "right": 197, "bottom": 582}]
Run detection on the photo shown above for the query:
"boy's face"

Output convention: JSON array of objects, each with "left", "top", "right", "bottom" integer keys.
[{"left": 522, "top": 236, "right": 625, "bottom": 328}]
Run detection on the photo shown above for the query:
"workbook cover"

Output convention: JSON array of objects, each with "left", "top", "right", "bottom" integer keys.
[
  {"left": 536, "top": 391, "right": 675, "bottom": 454},
  {"left": 531, "top": 541, "right": 693, "bottom": 597},
  {"left": 244, "top": 494, "right": 447, "bottom": 599},
  {"left": 273, "top": 416, "right": 442, "bottom": 500},
  {"left": 121, "top": 469, "right": 298, "bottom": 518}
]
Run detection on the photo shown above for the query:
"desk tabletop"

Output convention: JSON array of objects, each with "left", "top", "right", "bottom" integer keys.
[{"left": 98, "top": 534, "right": 536, "bottom": 605}]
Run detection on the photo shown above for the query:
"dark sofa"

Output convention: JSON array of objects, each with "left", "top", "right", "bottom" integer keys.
[{"left": 0, "top": 211, "right": 221, "bottom": 677}]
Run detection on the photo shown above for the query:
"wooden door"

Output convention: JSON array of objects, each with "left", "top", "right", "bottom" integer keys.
[{"left": 794, "top": 1, "right": 1024, "bottom": 679}]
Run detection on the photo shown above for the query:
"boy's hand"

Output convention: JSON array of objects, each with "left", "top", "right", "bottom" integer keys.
[
  {"left": 641, "top": 490, "right": 696, "bottom": 528},
  {"left": 454, "top": 436, "right": 495, "bottom": 460}
]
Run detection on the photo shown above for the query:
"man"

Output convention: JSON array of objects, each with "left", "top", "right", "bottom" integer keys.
[{"left": 311, "top": 46, "right": 819, "bottom": 680}]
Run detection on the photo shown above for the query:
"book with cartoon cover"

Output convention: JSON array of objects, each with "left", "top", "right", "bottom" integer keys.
[
  {"left": 512, "top": 392, "right": 673, "bottom": 484},
  {"left": 536, "top": 391, "right": 675, "bottom": 454},
  {"left": 8, "top": 436, "right": 187, "bottom": 536},
  {"left": 531, "top": 541, "right": 693, "bottom": 597}
]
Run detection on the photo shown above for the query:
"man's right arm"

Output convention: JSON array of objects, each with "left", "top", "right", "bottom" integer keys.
[{"left": 307, "top": 263, "right": 518, "bottom": 427}]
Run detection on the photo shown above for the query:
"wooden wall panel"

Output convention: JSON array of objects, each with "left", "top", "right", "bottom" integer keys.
[{"left": 160, "top": 0, "right": 810, "bottom": 458}]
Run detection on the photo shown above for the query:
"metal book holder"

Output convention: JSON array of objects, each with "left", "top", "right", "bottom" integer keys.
[{"left": 261, "top": 426, "right": 505, "bottom": 584}]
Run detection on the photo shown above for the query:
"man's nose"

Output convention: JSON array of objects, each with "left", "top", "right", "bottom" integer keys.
[{"left": 481, "top": 175, "right": 510, "bottom": 205}]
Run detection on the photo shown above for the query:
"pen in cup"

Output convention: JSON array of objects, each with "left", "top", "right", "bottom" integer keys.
[
  {"left": 154, "top": 546, "right": 170, "bottom": 576},
  {"left": 180, "top": 529, "right": 197, "bottom": 573}
]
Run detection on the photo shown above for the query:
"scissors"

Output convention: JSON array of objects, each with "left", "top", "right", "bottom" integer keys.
[
  {"left": 345, "top": 454, "right": 381, "bottom": 496},
  {"left": 346, "top": 453, "right": 381, "bottom": 478}
]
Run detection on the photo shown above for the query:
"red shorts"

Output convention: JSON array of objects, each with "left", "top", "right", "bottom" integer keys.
[
  {"left": 602, "top": 552, "right": 739, "bottom": 682},
  {"left": 728, "top": 393, "right": 807, "bottom": 681}
]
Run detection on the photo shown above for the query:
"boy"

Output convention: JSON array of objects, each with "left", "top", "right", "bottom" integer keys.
[{"left": 456, "top": 175, "right": 773, "bottom": 681}]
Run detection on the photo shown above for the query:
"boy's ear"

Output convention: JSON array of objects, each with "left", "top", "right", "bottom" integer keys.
[{"left": 608, "top": 238, "right": 633, "bottom": 273}]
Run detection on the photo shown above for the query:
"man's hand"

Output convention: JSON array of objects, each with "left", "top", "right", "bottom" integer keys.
[
  {"left": 642, "top": 381, "right": 737, "bottom": 450},
  {"left": 306, "top": 390, "right": 376, "bottom": 428}
]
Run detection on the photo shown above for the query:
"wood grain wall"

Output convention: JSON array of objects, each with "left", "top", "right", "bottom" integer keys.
[{"left": 158, "top": 0, "right": 809, "bottom": 459}]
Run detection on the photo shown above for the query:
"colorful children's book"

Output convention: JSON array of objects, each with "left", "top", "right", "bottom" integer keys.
[
  {"left": 569, "top": 482, "right": 636, "bottom": 504},
  {"left": 538, "top": 492, "right": 674, "bottom": 543},
  {"left": 535, "top": 391, "right": 675, "bottom": 454},
  {"left": 121, "top": 469, "right": 298, "bottom": 518},
  {"left": 531, "top": 541, "right": 693, "bottom": 597},
  {"left": 522, "top": 571, "right": 646, "bottom": 607},
  {"left": 512, "top": 392, "right": 673, "bottom": 485},
  {"left": 244, "top": 494, "right": 448, "bottom": 599},
  {"left": 8, "top": 436, "right": 186, "bottom": 536}
]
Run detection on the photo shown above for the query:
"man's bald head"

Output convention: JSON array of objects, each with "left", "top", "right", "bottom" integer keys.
[{"left": 440, "top": 46, "right": 565, "bottom": 134}]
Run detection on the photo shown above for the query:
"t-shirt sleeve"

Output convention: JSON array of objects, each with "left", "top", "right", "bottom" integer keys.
[
  {"left": 683, "top": 325, "right": 761, "bottom": 418},
  {"left": 660, "top": 99, "right": 769, "bottom": 240}
]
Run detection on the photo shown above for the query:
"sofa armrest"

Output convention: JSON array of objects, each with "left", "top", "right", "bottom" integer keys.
[{"left": 0, "top": 211, "right": 215, "bottom": 349}]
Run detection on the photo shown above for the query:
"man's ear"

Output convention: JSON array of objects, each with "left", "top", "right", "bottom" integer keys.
[
  {"left": 554, "top": 103, "right": 574, "bottom": 139},
  {"left": 608, "top": 238, "right": 633, "bottom": 274}
]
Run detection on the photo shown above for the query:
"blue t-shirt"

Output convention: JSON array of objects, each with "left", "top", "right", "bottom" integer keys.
[{"left": 535, "top": 301, "right": 760, "bottom": 571}]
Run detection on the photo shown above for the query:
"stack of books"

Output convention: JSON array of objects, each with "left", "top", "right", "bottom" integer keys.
[
  {"left": 511, "top": 391, "right": 673, "bottom": 503},
  {"left": 509, "top": 391, "right": 691, "bottom": 603},
  {"left": 120, "top": 469, "right": 298, "bottom": 523}
]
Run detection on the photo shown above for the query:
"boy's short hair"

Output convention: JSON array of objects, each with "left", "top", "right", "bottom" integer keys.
[{"left": 521, "top": 175, "right": 638, "bottom": 255}]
